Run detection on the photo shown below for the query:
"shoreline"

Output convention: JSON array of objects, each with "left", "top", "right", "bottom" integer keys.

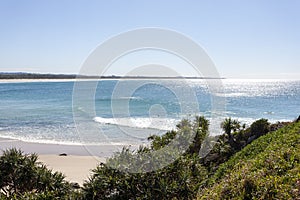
[
  {"left": 0, "top": 137, "right": 128, "bottom": 185},
  {"left": 0, "top": 137, "right": 127, "bottom": 157}
]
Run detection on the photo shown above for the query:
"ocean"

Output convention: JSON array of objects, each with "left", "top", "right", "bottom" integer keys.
[{"left": 0, "top": 79, "right": 299, "bottom": 146}]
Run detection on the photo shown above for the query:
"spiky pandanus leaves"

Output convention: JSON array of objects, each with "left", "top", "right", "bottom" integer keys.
[
  {"left": 0, "top": 148, "right": 75, "bottom": 199},
  {"left": 82, "top": 116, "right": 210, "bottom": 199}
]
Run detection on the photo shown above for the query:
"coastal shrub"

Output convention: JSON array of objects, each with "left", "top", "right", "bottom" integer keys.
[
  {"left": 83, "top": 154, "right": 208, "bottom": 199},
  {"left": 0, "top": 148, "right": 75, "bottom": 199},
  {"left": 250, "top": 118, "right": 270, "bottom": 137},
  {"left": 82, "top": 116, "right": 210, "bottom": 199},
  {"left": 1, "top": 117, "right": 297, "bottom": 199},
  {"left": 201, "top": 118, "right": 273, "bottom": 172},
  {"left": 198, "top": 121, "right": 300, "bottom": 199},
  {"left": 83, "top": 117, "right": 296, "bottom": 199}
]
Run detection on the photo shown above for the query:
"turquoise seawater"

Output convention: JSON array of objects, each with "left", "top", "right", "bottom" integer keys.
[{"left": 0, "top": 79, "right": 299, "bottom": 145}]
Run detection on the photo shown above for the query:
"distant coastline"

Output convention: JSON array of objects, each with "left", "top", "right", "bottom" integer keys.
[{"left": 0, "top": 72, "right": 224, "bottom": 80}]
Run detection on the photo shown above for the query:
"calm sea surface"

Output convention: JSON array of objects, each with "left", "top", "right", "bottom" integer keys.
[{"left": 0, "top": 79, "right": 299, "bottom": 145}]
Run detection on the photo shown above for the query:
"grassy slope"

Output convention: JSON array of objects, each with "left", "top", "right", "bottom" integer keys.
[{"left": 198, "top": 121, "right": 300, "bottom": 200}]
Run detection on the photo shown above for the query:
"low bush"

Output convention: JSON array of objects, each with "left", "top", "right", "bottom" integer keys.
[
  {"left": 0, "top": 148, "right": 78, "bottom": 199},
  {"left": 198, "top": 121, "right": 300, "bottom": 199}
]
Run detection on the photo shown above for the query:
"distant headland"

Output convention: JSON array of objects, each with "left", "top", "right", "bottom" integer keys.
[{"left": 0, "top": 72, "right": 224, "bottom": 79}]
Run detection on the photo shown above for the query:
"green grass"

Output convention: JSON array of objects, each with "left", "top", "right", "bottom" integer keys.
[
  {"left": 198, "top": 121, "right": 300, "bottom": 199},
  {"left": 2, "top": 118, "right": 299, "bottom": 199}
]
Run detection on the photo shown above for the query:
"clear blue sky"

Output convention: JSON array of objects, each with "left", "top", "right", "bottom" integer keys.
[{"left": 0, "top": 0, "right": 299, "bottom": 78}]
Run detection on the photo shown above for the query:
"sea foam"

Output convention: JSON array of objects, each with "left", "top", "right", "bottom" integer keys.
[{"left": 93, "top": 117, "right": 178, "bottom": 131}]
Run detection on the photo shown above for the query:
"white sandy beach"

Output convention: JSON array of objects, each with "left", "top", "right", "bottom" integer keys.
[
  {"left": 39, "top": 154, "right": 105, "bottom": 185},
  {"left": 0, "top": 137, "right": 129, "bottom": 185}
]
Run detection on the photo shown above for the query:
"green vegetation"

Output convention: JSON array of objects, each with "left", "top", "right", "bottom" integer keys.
[
  {"left": 198, "top": 120, "right": 300, "bottom": 199},
  {"left": 82, "top": 116, "right": 210, "bottom": 199},
  {"left": 1, "top": 116, "right": 299, "bottom": 199},
  {"left": 0, "top": 148, "right": 79, "bottom": 199}
]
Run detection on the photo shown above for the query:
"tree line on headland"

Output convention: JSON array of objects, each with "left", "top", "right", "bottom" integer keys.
[
  {"left": 0, "top": 116, "right": 299, "bottom": 199},
  {"left": 0, "top": 72, "right": 223, "bottom": 80}
]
